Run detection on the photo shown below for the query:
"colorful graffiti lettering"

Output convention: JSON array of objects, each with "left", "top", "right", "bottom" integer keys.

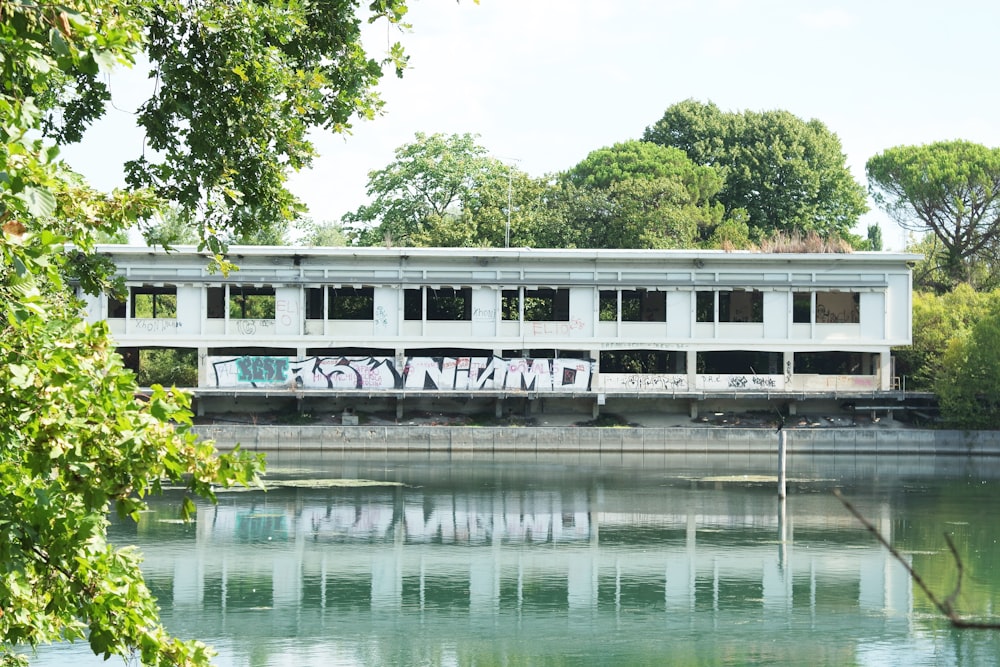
[
  {"left": 209, "top": 355, "right": 594, "bottom": 392},
  {"left": 235, "top": 356, "right": 289, "bottom": 384}
]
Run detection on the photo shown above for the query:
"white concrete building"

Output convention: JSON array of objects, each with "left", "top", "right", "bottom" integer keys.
[{"left": 82, "top": 245, "right": 918, "bottom": 418}]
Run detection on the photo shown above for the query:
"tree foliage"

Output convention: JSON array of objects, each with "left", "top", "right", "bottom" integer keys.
[
  {"left": 935, "top": 296, "right": 1000, "bottom": 429},
  {"left": 554, "top": 141, "right": 725, "bottom": 248},
  {"left": 348, "top": 135, "right": 733, "bottom": 250},
  {"left": 643, "top": 99, "right": 868, "bottom": 241},
  {"left": 295, "top": 219, "right": 349, "bottom": 247},
  {"left": 346, "top": 132, "right": 532, "bottom": 247},
  {"left": 1, "top": 0, "right": 410, "bottom": 663},
  {"left": 867, "top": 140, "right": 1000, "bottom": 290},
  {"left": 892, "top": 285, "right": 994, "bottom": 391}
]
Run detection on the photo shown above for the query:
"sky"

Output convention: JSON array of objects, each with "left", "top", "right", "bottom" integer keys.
[{"left": 60, "top": 0, "right": 1000, "bottom": 251}]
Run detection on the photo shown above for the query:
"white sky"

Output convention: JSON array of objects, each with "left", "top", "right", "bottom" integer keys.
[{"left": 60, "top": 0, "right": 1000, "bottom": 251}]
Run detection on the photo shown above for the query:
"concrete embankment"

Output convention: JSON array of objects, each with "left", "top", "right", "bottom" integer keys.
[{"left": 192, "top": 425, "right": 1000, "bottom": 456}]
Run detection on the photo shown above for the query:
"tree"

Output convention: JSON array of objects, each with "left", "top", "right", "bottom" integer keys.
[
  {"left": 935, "top": 294, "right": 1000, "bottom": 429},
  {"left": 1, "top": 0, "right": 409, "bottom": 664},
  {"left": 142, "top": 208, "right": 200, "bottom": 248},
  {"left": 867, "top": 140, "right": 1000, "bottom": 290},
  {"left": 346, "top": 132, "right": 529, "bottom": 247},
  {"left": 295, "top": 219, "right": 349, "bottom": 247},
  {"left": 891, "top": 285, "right": 994, "bottom": 391},
  {"left": 643, "top": 99, "right": 868, "bottom": 241},
  {"left": 866, "top": 224, "right": 883, "bottom": 251},
  {"left": 555, "top": 141, "right": 725, "bottom": 248}
]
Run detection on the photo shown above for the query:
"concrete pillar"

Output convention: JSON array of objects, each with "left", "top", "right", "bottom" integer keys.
[
  {"left": 197, "top": 347, "right": 210, "bottom": 388},
  {"left": 689, "top": 400, "right": 699, "bottom": 419},
  {"left": 686, "top": 349, "right": 697, "bottom": 391},
  {"left": 879, "top": 350, "right": 892, "bottom": 390}
]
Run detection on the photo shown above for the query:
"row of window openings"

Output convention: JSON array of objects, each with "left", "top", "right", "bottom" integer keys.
[
  {"left": 123, "top": 347, "right": 874, "bottom": 377},
  {"left": 109, "top": 287, "right": 573, "bottom": 322},
  {"left": 600, "top": 350, "right": 872, "bottom": 376},
  {"left": 109, "top": 287, "right": 860, "bottom": 325}
]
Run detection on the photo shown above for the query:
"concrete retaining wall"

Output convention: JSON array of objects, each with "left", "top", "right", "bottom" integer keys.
[{"left": 192, "top": 425, "right": 1000, "bottom": 456}]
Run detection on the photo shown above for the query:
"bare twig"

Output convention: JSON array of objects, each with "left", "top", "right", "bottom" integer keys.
[{"left": 834, "top": 488, "right": 1000, "bottom": 629}]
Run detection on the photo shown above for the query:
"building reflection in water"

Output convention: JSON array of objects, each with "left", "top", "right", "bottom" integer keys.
[{"left": 105, "top": 452, "right": 965, "bottom": 666}]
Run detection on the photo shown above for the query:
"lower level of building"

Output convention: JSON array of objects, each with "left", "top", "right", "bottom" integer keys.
[{"left": 121, "top": 344, "right": 924, "bottom": 422}]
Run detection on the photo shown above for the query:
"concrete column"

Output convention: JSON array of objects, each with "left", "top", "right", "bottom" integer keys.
[
  {"left": 879, "top": 350, "right": 892, "bottom": 390},
  {"left": 686, "top": 349, "right": 697, "bottom": 392},
  {"left": 197, "top": 347, "right": 210, "bottom": 388},
  {"left": 783, "top": 351, "right": 794, "bottom": 389}
]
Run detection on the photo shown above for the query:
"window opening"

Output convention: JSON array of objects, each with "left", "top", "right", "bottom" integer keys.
[
  {"left": 131, "top": 285, "right": 177, "bottom": 318},
  {"left": 229, "top": 286, "right": 275, "bottom": 319},
  {"left": 719, "top": 290, "right": 762, "bottom": 323},
  {"left": 329, "top": 286, "right": 374, "bottom": 320},
  {"left": 524, "top": 288, "right": 569, "bottom": 321}
]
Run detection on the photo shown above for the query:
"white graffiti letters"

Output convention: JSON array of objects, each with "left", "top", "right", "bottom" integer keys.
[{"left": 208, "top": 355, "right": 594, "bottom": 392}]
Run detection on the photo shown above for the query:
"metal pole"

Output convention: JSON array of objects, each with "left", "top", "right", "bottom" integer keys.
[
  {"left": 505, "top": 163, "right": 512, "bottom": 248},
  {"left": 777, "top": 429, "right": 787, "bottom": 500}
]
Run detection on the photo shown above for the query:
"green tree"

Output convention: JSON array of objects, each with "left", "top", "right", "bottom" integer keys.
[
  {"left": 142, "top": 208, "right": 200, "bottom": 248},
  {"left": 345, "top": 132, "right": 526, "bottom": 247},
  {"left": 128, "top": 1, "right": 408, "bottom": 247},
  {"left": 1, "top": 0, "right": 410, "bottom": 664},
  {"left": 295, "top": 219, "right": 349, "bottom": 247},
  {"left": 550, "top": 141, "right": 725, "bottom": 248},
  {"left": 138, "top": 349, "right": 199, "bottom": 387},
  {"left": 867, "top": 140, "right": 1000, "bottom": 290},
  {"left": 892, "top": 285, "right": 994, "bottom": 391},
  {"left": 644, "top": 99, "right": 868, "bottom": 241},
  {"left": 866, "top": 224, "right": 883, "bottom": 251},
  {"left": 936, "top": 295, "right": 1000, "bottom": 428}
]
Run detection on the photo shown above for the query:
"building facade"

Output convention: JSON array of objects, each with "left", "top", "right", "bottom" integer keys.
[{"left": 82, "top": 245, "right": 918, "bottom": 418}]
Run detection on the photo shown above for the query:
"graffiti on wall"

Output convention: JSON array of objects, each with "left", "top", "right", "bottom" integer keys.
[
  {"left": 403, "top": 356, "right": 592, "bottom": 392},
  {"left": 601, "top": 374, "right": 688, "bottom": 391},
  {"left": 211, "top": 355, "right": 399, "bottom": 389},
  {"left": 696, "top": 374, "right": 786, "bottom": 391},
  {"left": 234, "top": 319, "right": 275, "bottom": 336},
  {"left": 132, "top": 319, "right": 183, "bottom": 334},
  {"left": 529, "top": 318, "right": 586, "bottom": 336},
  {"left": 276, "top": 298, "right": 297, "bottom": 328},
  {"left": 208, "top": 355, "right": 594, "bottom": 392}
]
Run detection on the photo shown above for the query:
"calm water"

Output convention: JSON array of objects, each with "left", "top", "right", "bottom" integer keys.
[{"left": 31, "top": 451, "right": 1000, "bottom": 666}]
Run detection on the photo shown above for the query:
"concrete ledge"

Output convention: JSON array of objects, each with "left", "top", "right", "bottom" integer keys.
[{"left": 192, "top": 425, "right": 1000, "bottom": 456}]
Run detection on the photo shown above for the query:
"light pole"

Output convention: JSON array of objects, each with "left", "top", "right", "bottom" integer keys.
[
  {"left": 496, "top": 156, "right": 521, "bottom": 248},
  {"left": 506, "top": 163, "right": 512, "bottom": 248}
]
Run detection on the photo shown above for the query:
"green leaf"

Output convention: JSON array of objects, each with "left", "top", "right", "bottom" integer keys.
[
  {"left": 8, "top": 364, "right": 32, "bottom": 388},
  {"left": 92, "top": 48, "right": 120, "bottom": 72},
  {"left": 49, "top": 29, "right": 70, "bottom": 57},
  {"left": 181, "top": 496, "right": 197, "bottom": 520},
  {"left": 149, "top": 397, "right": 172, "bottom": 421},
  {"left": 14, "top": 186, "right": 57, "bottom": 218}
]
